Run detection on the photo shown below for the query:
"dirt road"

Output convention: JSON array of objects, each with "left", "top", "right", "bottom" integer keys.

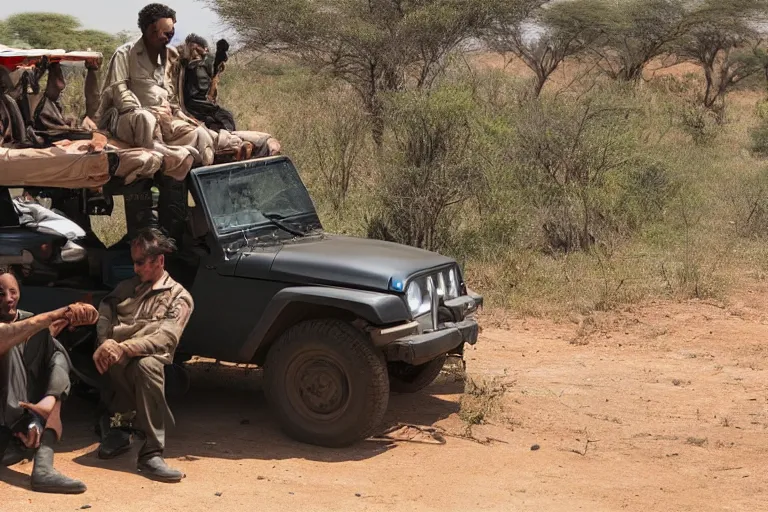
[{"left": 3, "top": 286, "right": 768, "bottom": 511}]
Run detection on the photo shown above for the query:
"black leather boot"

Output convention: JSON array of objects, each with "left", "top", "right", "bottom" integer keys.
[
  {"left": 137, "top": 453, "right": 184, "bottom": 483},
  {"left": 30, "top": 429, "right": 87, "bottom": 494},
  {"left": 97, "top": 426, "right": 133, "bottom": 459}
]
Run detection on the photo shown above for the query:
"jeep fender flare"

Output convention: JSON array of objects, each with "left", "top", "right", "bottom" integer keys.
[{"left": 237, "top": 286, "right": 410, "bottom": 362}]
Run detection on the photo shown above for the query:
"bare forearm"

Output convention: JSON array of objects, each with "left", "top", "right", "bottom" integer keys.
[
  {"left": 0, "top": 309, "right": 66, "bottom": 356},
  {"left": 85, "top": 68, "right": 100, "bottom": 118}
]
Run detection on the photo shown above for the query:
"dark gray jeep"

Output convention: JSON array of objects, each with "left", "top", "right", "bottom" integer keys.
[{"left": 0, "top": 156, "right": 482, "bottom": 447}]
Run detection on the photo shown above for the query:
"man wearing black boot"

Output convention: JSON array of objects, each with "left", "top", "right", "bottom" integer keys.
[
  {"left": 0, "top": 269, "right": 99, "bottom": 494},
  {"left": 94, "top": 228, "right": 193, "bottom": 483}
]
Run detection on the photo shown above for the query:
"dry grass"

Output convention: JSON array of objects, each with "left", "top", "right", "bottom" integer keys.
[
  {"left": 52, "top": 52, "right": 768, "bottom": 319},
  {"left": 459, "top": 377, "right": 509, "bottom": 426}
]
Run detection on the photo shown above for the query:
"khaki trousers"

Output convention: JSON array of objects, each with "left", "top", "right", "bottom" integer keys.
[{"left": 106, "top": 355, "right": 169, "bottom": 457}]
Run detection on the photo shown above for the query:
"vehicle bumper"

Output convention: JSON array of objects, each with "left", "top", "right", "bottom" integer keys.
[{"left": 385, "top": 318, "right": 480, "bottom": 366}]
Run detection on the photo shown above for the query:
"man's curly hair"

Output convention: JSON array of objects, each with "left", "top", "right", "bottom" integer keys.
[{"left": 138, "top": 3, "right": 177, "bottom": 33}]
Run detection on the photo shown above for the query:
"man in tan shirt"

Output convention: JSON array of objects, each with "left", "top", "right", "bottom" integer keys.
[
  {"left": 96, "top": 3, "right": 281, "bottom": 165},
  {"left": 31, "top": 60, "right": 191, "bottom": 184},
  {"left": 93, "top": 227, "right": 193, "bottom": 483}
]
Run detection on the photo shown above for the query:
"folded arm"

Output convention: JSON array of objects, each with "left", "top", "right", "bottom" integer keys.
[{"left": 121, "top": 293, "right": 194, "bottom": 358}]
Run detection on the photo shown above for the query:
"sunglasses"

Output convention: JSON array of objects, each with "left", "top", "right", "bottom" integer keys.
[
  {"left": 132, "top": 255, "right": 157, "bottom": 266},
  {"left": 154, "top": 26, "right": 175, "bottom": 40}
]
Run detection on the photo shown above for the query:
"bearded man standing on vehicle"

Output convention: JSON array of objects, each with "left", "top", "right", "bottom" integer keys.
[
  {"left": 93, "top": 227, "right": 193, "bottom": 483},
  {"left": 0, "top": 268, "right": 99, "bottom": 494}
]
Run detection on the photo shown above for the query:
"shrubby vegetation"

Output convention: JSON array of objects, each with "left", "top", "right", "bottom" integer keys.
[
  {"left": 7, "top": 1, "right": 768, "bottom": 315},
  {"left": 0, "top": 13, "right": 124, "bottom": 56}
]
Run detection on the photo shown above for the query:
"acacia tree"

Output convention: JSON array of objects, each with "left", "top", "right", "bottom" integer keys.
[
  {"left": 586, "top": 0, "right": 692, "bottom": 82},
  {"left": 207, "top": 0, "right": 515, "bottom": 144},
  {"left": 3, "top": 13, "right": 121, "bottom": 56},
  {"left": 485, "top": 0, "right": 609, "bottom": 96},
  {"left": 0, "top": 21, "right": 12, "bottom": 44},
  {"left": 676, "top": 0, "right": 768, "bottom": 114}
]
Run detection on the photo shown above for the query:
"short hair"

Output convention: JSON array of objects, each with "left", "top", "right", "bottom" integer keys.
[
  {"left": 0, "top": 266, "right": 17, "bottom": 279},
  {"left": 130, "top": 227, "right": 177, "bottom": 258},
  {"left": 185, "top": 33, "right": 209, "bottom": 49},
  {"left": 138, "top": 3, "right": 177, "bottom": 33}
]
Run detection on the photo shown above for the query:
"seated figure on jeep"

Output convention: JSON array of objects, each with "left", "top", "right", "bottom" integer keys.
[
  {"left": 32, "top": 59, "right": 100, "bottom": 133},
  {"left": 177, "top": 34, "right": 236, "bottom": 133},
  {"left": 31, "top": 60, "right": 191, "bottom": 184},
  {"left": 176, "top": 34, "right": 277, "bottom": 158},
  {"left": 0, "top": 57, "right": 182, "bottom": 191},
  {"left": 93, "top": 228, "right": 194, "bottom": 483},
  {"left": 95, "top": 3, "right": 281, "bottom": 166},
  {"left": 0, "top": 269, "right": 99, "bottom": 494},
  {"left": 0, "top": 119, "right": 119, "bottom": 190}
]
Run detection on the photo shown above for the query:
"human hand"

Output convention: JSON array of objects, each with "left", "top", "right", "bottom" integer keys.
[
  {"left": 81, "top": 116, "right": 98, "bottom": 131},
  {"left": 48, "top": 303, "right": 97, "bottom": 337},
  {"left": 267, "top": 137, "right": 281, "bottom": 155},
  {"left": 15, "top": 416, "right": 43, "bottom": 449},
  {"left": 93, "top": 339, "right": 125, "bottom": 374},
  {"left": 19, "top": 396, "right": 61, "bottom": 441},
  {"left": 63, "top": 303, "right": 99, "bottom": 327},
  {"left": 84, "top": 57, "right": 102, "bottom": 70}
]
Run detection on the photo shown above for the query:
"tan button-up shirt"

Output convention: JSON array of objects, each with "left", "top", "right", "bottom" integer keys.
[
  {"left": 97, "top": 37, "right": 181, "bottom": 118},
  {"left": 96, "top": 271, "right": 194, "bottom": 364}
]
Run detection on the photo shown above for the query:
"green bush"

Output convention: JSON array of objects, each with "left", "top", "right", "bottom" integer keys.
[
  {"left": 497, "top": 90, "right": 674, "bottom": 254},
  {"left": 677, "top": 100, "right": 721, "bottom": 145},
  {"left": 364, "top": 86, "right": 485, "bottom": 252},
  {"left": 750, "top": 118, "right": 768, "bottom": 157}
]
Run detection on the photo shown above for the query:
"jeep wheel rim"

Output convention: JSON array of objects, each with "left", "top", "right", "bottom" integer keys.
[{"left": 287, "top": 352, "right": 350, "bottom": 421}]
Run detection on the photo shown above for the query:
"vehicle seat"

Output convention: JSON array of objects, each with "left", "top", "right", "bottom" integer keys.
[{"left": 10, "top": 198, "right": 91, "bottom": 290}]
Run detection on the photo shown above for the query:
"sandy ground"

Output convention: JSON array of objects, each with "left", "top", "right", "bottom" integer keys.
[{"left": 4, "top": 284, "right": 768, "bottom": 511}]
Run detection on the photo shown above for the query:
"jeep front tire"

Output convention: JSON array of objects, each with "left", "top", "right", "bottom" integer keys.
[{"left": 263, "top": 319, "right": 390, "bottom": 447}]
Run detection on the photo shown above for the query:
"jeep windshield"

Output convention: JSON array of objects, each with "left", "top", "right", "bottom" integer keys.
[{"left": 195, "top": 157, "right": 321, "bottom": 239}]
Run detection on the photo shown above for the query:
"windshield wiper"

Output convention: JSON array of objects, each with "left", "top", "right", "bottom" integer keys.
[{"left": 263, "top": 213, "right": 306, "bottom": 237}]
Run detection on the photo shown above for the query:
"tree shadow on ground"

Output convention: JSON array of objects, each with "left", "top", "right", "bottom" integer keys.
[{"left": 69, "top": 360, "right": 464, "bottom": 479}]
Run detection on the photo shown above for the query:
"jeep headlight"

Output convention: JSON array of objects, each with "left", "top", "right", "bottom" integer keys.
[{"left": 406, "top": 279, "right": 431, "bottom": 317}]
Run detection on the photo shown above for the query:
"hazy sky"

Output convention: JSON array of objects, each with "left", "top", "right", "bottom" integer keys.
[{"left": 0, "top": 0, "right": 233, "bottom": 44}]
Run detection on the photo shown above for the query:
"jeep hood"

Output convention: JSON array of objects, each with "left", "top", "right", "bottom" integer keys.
[{"left": 234, "top": 235, "right": 454, "bottom": 291}]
